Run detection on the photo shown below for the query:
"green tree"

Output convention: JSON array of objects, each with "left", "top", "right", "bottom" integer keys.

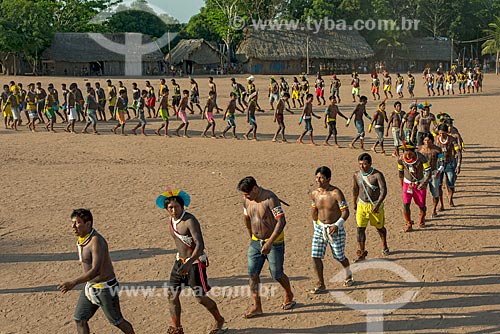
[{"left": 481, "top": 15, "right": 500, "bottom": 74}]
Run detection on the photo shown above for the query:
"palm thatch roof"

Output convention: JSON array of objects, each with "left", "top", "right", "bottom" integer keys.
[
  {"left": 236, "top": 27, "right": 374, "bottom": 61},
  {"left": 166, "top": 39, "right": 223, "bottom": 65},
  {"left": 42, "top": 33, "right": 164, "bottom": 62},
  {"left": 397, "top": 37, "right": 455, "bottom": 61}
]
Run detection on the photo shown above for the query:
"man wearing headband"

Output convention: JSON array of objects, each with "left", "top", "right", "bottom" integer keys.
[
  {"left": 58, "top": 209, "right": 135, "bottom": 334},
  {"left": 156, "top": 189, "right": 226, "bottom": 334},
  {"left": 353, "top": 153, "right": 389, "bottom": 261},
  {"left": 398, "top": 143, "right": 432, "bottom": 231},
  {"left": 237, "top": 176, "right": 295, "bottom": 318}
]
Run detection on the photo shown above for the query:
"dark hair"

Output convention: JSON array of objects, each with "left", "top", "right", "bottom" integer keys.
[
  {"left": 209, "top": 76, "right": 213, "bottom": 80},
  {"left": 230, "top": 92, "right": 236, "bottom": 97},
  {"left": 306, "top": 93, "right": 314, "bottom": 99},
  {"left": 424, "top": 133, "right": 434, "bottom": 142},
  {"left": 182, "top": 89, "right": 189, "bottom": 95},
  {"left": 3, "top": 85, "right": 8, "bottom": 90},
  {"left": 315, "top": 166, "right": 331, "bottom": 179},
  {"left": 164, "top": 196, "right": 184, "bottom": 209},
  {"left": 438, "top": 123, "right": 449, "bottom": 132},
  {"left": 141, "top": 89, "right": 148, "bottom": 95},
  {"left": 360, "top": 96, "right": 368, "bottom": 102},
  {"left": 71, "top": 209, "right": 93, "bottom": 225},
  {"left": 358, "top": 153, "right": 372, "bottom": 164},
  {"left": 209, "top": 90, "right": 215, "bottom": 96},
  {"left": 394, "top": 101, "right": 401, "bottom": 107},
  {"left": 237, "top": 176, "right": 257, "bottom": 193},
  {"left": 282, "top": 92, "right": 290, "bottom": 98},
  {"left": 329, "top": 95, "right": 336, "bottom": 101}
]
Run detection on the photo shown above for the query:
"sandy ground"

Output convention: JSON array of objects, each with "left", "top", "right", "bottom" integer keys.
[{"left": 0, "top": 73, "right": 499, "bottom": 334}]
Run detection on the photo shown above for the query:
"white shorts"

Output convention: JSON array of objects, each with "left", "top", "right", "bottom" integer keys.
[
  {"left": 68, "top": 107, "right": 78, "bottom": 121},
  {"left": 467, "top": 79, "right": 473, "bottom": 87},
  {"left": 11, "top": 106, "right": 20, "bottom": 120},
  {"left": 396, "top": 84, "right": 403, "bottom": 94},
  {"left": 446, "top": 83, "right": 453, "bottom": 91}
]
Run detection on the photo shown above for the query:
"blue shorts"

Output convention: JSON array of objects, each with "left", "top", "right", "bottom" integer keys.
[
  {"left": 438, "top": 159, "right": 457, "bottom": 189},
  {"left": 355, "top": 119, "right": 365, "bottom": 138},
  {"left": 429, "top": 172, "right": 440, "bottom": 198},
  {"left": 249, "top": 115, "right": 257, "bottom": 127},
  {"left": 227, "top": 115, "right": 235, "bottom": 127},
  {"left": 248, "top": 239, "right": 285, "bottom": 280},
  {"left": 311, "top": 222, "right": 346, "bottom": 262}
]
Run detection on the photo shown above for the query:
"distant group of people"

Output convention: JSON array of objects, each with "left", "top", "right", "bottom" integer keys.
[
  {"left": 1, "top": 70, "right": 482, "bottom": 145},
  {"left": 57, "top": 99, "right": 465, "bottom": 333}
]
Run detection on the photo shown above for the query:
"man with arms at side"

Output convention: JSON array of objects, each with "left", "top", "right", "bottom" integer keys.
[
  {"left": 310, "top": 166, "right": 353, "bottom": 294},
  {"left": 237, "top": 176, "right": 295, "bottom": 319},
  {"left": 352, "top": 153, "right": 389, "bottom": 262}
]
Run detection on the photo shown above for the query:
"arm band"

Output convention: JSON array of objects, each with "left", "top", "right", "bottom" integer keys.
[
  {"left": 438, "top": 165, "right": 444, "bottom": 172},
  {"left": 457, "top": 163, "right": 461, "bottom": 167},
  {"left": 311, "top": 202, "right": 317, "bottom": 208},
  {"left": 339, "top": 201, "right": 348, "bottom": 211},
  {"left": 272, "top": 206, "right": 284, "bottom": 219},
  {"left": 335, "top": 218, "right": 345, "bottom": 229}
]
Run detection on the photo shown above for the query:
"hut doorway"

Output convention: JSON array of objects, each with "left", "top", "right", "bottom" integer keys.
[{"left": 90, "top": 61, "right": 104, "bottom": 76}]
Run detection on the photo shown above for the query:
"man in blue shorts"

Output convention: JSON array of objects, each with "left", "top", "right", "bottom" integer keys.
[{"left": 237, "top": 176, "right": 295, "bottom": 318}]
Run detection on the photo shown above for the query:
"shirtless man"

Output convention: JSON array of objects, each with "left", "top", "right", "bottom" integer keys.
[
  {"left": 244, "top": 93, "right": 258, "bottom": 141},
  {"left": 323, "top": 95, "right": 348, "bottom": 147},
  {"left": 297, "top": 94, "right": 321, "bottom": 145},
  {"left": 419, "top": 134, "right": 444, "bottom": 217},
  {"left": 398, "top": 143, "right": 432, "bottom": 231},
  {"left": 412, "top": 103, "right": 437, "bottom": 146},
  {"left": 368, "top": 101, "right": 389, "bottom": 154},
  {"left": 386, "top": 101, "right": 405, "bottom": 157},
  {"left": 310, "top": 166, "right": 353, "bottom": 294},
  {"left": 272, "top": 92, "right": 293, "bottom": 143},
  {"left": 221, "top": 92, "right": 244, "bottom": 139},
  {"left": 231, "top": 77, "right": 247, "bottom": 109},
  {"left": 189, "top": 78, "right": 203, "bottom": 114},
  {"left": 352, "top": 153, "right": 389, "bottom": 261},
  {"left": 58, "top": 209, "right": 135, "bottom": 334},
  {"left": 237, "top": 176, "right": 295, "bottom": 318},
  {"left": 382, "top": 72, "right": 393, "bottom": 99},
  {"left": 401, "top": 102, "right": 418, "bottom": 145},
  {"left": 268, "top": 77, "right": 280, "bottom": 111},
  {"left": 155, "top": 189, "right": 226, "bottom": 334},
  {"left": 346, "top": 96, "right": 371, "bottom": 149},
  {"left": 208, "top": 77, "right": 222, "bottom": 113},
  {"left": 35, "top": 82, "right": 47, "bottom": 123},
  {"left": 434, "top": 123, "right": 462, "bottom": 209}
]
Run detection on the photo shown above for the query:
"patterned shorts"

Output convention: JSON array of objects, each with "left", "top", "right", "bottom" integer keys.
[{"left": 311, "top": 222, "right": 346, "bottom": 262}]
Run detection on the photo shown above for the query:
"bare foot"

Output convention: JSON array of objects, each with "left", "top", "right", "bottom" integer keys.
[
  {"left": 323, "top": 141, "right": 331, "bottom": 146},
  {"left": 349, "top": 143, "right": 355, "bottom": 149},
  {"left": 243, "top": 306, "right": 263, "bottom": 319},
  {"left": 243, "top": 134, "right": 249, "bottom": 140},
  {"left": 297, "top": 139, "right": 304, "bottom": 144}
]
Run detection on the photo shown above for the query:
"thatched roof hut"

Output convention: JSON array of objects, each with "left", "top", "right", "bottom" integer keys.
[
  {"left": 236, "top": 27, "right": 374, "bottom": 74},
  {"left": 386, "top": 37, "right": 456, "bottom": 72},
  {"left": 400, "top": 37, "right": 454, "bottom": 62},
  {"left": 166, "top": 39, "right": 223, "bottom": 75},
  {"left": 41, "top": 32, "right": 165, "bottom": 76}
]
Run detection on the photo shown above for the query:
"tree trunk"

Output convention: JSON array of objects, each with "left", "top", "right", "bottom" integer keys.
[{"left": 496, "top": 51, "right": 499, "bottom": 75}]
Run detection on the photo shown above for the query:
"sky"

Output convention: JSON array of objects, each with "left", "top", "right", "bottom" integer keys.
[{"left": 148, "top": 0, "right": 205, "bottom": 23}]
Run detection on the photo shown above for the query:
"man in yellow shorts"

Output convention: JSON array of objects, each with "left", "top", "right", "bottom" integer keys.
[{"left": 352, "top": 153, "right": 389, "bottom": 262}]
